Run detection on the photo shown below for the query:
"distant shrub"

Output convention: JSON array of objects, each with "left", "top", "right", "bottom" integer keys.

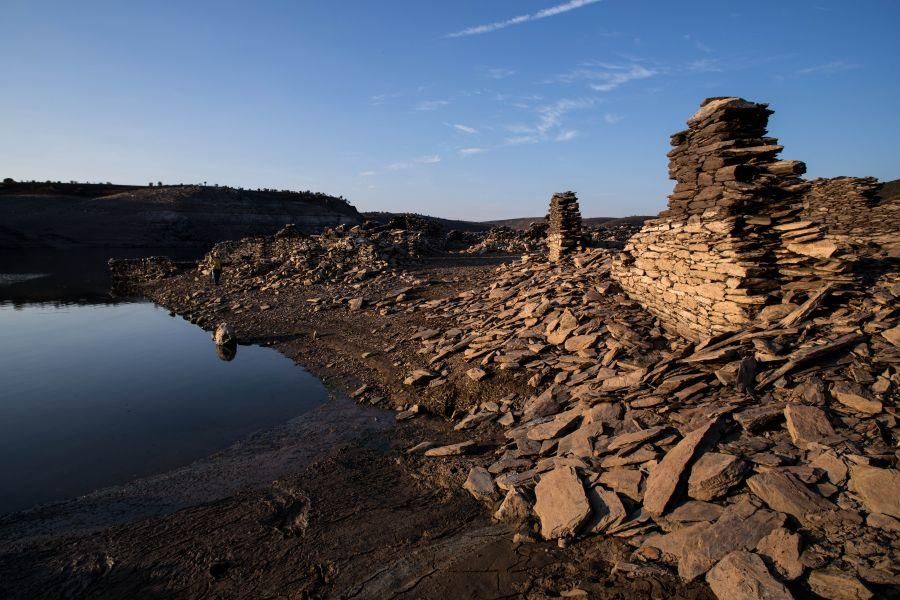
[{"left": 2, "top": 177, "right": 14, "bottom": 184}]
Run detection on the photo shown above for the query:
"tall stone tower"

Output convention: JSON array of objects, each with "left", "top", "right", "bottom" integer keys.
[
  {"left": 612, "top": 97, "right": 810, "bottom": 339},
  {"left": 546, "top": 191, "right": 582, "bottom": 262}
]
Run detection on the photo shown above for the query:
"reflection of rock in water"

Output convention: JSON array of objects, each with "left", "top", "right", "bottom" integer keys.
[{"left": 216, "top": 342, "right": 237, "bottom": 362}]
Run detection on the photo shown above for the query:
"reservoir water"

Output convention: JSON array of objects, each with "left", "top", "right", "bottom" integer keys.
[{"left": 0, "top": 251, "right": 329, "bottom": 515}]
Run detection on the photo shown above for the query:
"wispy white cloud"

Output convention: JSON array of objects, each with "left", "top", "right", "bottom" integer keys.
[
  {"left": 535, "top": 97, "right": 595, "bottom": 135},
  {"left": 486, "top": 67, "right": 516, "bottom": 79},
  {"left": 505, "top": 135, "right": 540, "bottom": 146},
  {"left": 686, "top": 58, "right": 724, "bottom": 73},
  {"left": 446, "top": 0, "right": 602, "bottom": 38},
  {"left": 557, "top": 62, "right": 658, "bottom": 92},
  {"left": 385, "top": 155, "right": 441, "bottom": 171},
  {"left": 501, "top": 97, "right": 593, "bottom": 146},
  {"left": 369, "top": 92, "right": 402, "bottom": 106},
  {"left": 453, "top": 124, "right": 479, "bottom": 134},
  {"left": 604, "top": 113, "right": 622, "bottom": 124},
  {"left": 798, "top": 60, "right": 858, "bottom": 75},
  {"left": 459, "top": 147, "right": 487, "bottom": 156},
  {"left": 359, "top": 170, "right": 377, "bottom": 177},
  {"left": 415, "top": 99, "right": 451, "bottom": 111},
  {"left": 683, "top": 34, "right": 713, "bottom": 53}
]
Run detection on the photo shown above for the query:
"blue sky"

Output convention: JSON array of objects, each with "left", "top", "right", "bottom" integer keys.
[{"left": 2, "top": 0, "right": 898, "bottom": 220}]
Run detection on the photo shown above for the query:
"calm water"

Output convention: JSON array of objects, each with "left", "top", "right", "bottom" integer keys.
[{"left": 0, "top": 251, "right": 327, "bottom": 515}]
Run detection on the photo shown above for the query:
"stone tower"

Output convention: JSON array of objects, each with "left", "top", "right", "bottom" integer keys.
[{"left": 546, "top": 191, "right": 582, "bottom": 262}]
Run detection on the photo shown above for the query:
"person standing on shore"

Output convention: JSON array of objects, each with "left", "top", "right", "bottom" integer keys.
[{"left": 211, "top": 256, "right": 223, "bottom": 286}]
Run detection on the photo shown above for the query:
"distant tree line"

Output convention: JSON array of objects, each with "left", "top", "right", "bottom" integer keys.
[{"left": 1, "top": 176, "right": 351, "bottom": 206}]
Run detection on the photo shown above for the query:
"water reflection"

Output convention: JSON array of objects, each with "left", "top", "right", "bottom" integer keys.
[
  {"left": 0, "top": 247, "right": 201, "bottom": 306},
  {"left": 216, "top": 341, "right": 238, "bottom": 362},
  {"left": 0, "top": 249, "right": 328, "bottom": 515}
]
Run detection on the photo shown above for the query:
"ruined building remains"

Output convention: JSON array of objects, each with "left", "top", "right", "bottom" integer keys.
[
  {"left": 546, "top": 191, "right": 583, "bottom": 262},
  {"left": 613, "top": 97, "right": 899, "bottom": 340}
]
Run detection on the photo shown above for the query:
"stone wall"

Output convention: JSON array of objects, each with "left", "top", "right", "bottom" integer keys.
[
  {"left": 800, "top": 177, "right": 900, "bottom": 261},
  {"left": 612, "top": 96, "right": 898, "bottom": 340},
  {"left": 612, "top": 97, "right": 808, "bottom": 339}
]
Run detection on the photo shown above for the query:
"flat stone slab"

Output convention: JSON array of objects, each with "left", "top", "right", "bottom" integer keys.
[
  {"left": 706, "top": 551, "right": 793, "bottom": 600},
  {"left": 808, "top": 569, "right": 873, "bottom": 600},
  {"left": 784, "top": 404, "right": 838, "bottom": 449},
  {"left": 831, "top": 381, "right": 882, "bottom": 414},
  {"left": 463, "top": 466, "right": 496, "bottom": 501},
  {"left": 534, "top": 466, "right": 590, "bottom": 540},
  {"left": 584, "top": 485, "right": 626, "bottom": 534},
  {"left": 643, "top": 497, "right": 784, "bottom": 581},
  {"left": 687, "top": 452, "right": 747, "bottom": 501},
  {"left": 644, "top": 416, "right": 724, "bottom": 516},
  {"left": 424, "top": 440, "right": 475, "bottom": 457},
  {"left": 849, "top": 464, "right": 900, "bottom": 519},
  {"left": 747, "top": 470, "right": 835, "bottom": 524},
  {"left": 756, "top": 527, "right": 803, "bottom": 580}
]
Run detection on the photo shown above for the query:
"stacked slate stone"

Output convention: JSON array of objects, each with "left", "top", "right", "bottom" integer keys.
[
  {"left": 613, "top": 97, "right": 810, "bottom": 340},
  {"left": 789, "top": 177, "right": 900, "bottom": 273},
  {"left": 546, "top": 191, "right": 582, "bottom": 263}
]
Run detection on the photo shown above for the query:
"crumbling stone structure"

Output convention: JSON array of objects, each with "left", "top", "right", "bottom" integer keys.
[
  {"left": 546, "top": 191, "right": 582, "bottom": 262},
  {"left": 612, "top": 96, "right": 898, "bottom": 340}
]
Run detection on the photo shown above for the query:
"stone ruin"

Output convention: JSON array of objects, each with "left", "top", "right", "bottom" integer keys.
[
  {"left": 546, "top": 191, "right": 583, "bottom": 262},
  {"left": 612, "top": 96, "right": 899, "bottom": 341}
]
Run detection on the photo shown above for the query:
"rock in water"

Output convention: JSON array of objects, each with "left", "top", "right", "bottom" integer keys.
[
  {"left": 534, "top": 466, "right": 590, "bottom": 539},
  {"left": 705, "top": 551, "right": 794, "bottom": 600},
  {"left": 213, "top": 322, "right": 235, "bottom": 345}
]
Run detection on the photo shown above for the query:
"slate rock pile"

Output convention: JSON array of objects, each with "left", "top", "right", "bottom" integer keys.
[
  {"left": 462, "top": 225, "right": 546, "bottom": 256},
  {"left": 108, "top": 256, "right": 184, "bottom": 286},
  {"left": 197, "top": 223, "right": 424, "bottom": 290},
  {"left": 584, "top": 219, "right": 647, "bottom": 249},
  {"left": 400, "top": 246, "right": 898, "bottom": 599},
  {"left": 800, "top": 176, "right": 900, "bottom": 263},
  {"left": 547, "top": 192, "right": 583, "bottom": 262}
]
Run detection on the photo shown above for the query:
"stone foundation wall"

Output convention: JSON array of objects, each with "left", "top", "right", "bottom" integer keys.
[
  {"left": 613, "top": 97, "right": 898, "bottom": 340},
  {"left": 613, "top": 97, "right": 807, "bottom": 340},
  {"left": 614, "top": 212, "right": 770, "bottom": 339}
]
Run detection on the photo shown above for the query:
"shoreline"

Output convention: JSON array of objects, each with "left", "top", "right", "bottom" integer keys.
[{"left": 0, "top": 256, "right": 710, "bottom": 599}]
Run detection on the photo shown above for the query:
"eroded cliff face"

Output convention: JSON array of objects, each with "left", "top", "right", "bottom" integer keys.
[
  {"left": 612, "top": 97, "right": 899, "bottom": 340},
  {"left": 0, "top": 183, "right": 361, "bottom": 248}
]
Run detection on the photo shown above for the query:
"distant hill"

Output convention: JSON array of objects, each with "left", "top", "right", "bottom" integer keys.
[
  {"left": 0, "top": 182, "right": 361, "bottom": 248},
  {"left": 486, "top": 215, "right": 653, "bottom": 230},
  {"left": 879, "top": 178, "right": 900, "bottom": 202},
  {"left": 362, "top": 212, "right": 491, "bottom": 233}
]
